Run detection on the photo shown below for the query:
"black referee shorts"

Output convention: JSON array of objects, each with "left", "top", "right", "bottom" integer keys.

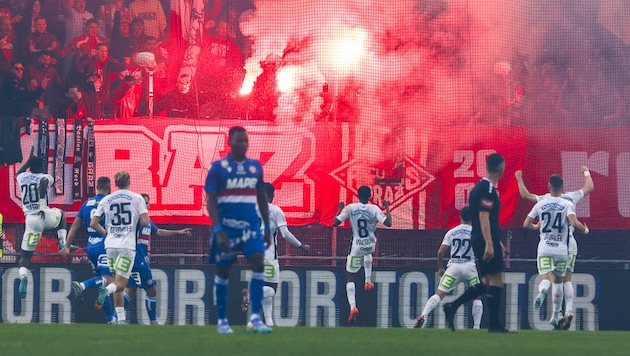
[{"left": 472, "top": 237, "right": 504, "bottom": 277}]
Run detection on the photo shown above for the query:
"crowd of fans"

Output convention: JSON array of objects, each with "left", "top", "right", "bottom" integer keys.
[{"left": 0, "top": 0, "right": 256, "bottom": 121}]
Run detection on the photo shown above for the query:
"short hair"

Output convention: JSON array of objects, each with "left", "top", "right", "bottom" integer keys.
[
  {"left": 263, "top": 182, "right": 275, "bottom": 198},
  {"left": 549, "top": 174, "right": 564, "bottom": 191},
  {"left": 29, "top": 156, "right": 44, "bottom": 172},
  {"left": 357, "top": 185, "right": 371, "bottom": 201},
  {"left": 140, "top": 193, "right": 150, "bottom": 200},
  {"left": 228, "top": 126, "right": 246, "bottom": 139},
  {"left": 85, "top": 18, "right": 99, "bottom": 27},
  {"left": 145, "top": 36, "right": 158, "bottom": 43},
  {"left": 460, "top": 206, "right": 471, "bottom": 222},
  {"left": 114, "top": 171, "right": 130, "bottom": 188},
  {"left": 486, "top": 153, "right": 505, "bottom": 174},
  {"left": 34, "top": 17, "right": 46, "bottom": 23},
  {"left": 132, "top": 17, "right": 144, "bottom": 25},
  {"left": 96, "top": 176, "right": 111, "bottom": 191},
  {"left": 65, "top": 83, "right": 79, "bottom": 93},
  {"left": 96, "top": 42, "right": 108, "bottom": 50}
]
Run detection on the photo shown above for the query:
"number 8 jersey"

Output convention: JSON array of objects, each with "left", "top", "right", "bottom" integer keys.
[
  {"left": 336, "top": 202, "right": 387, "bottom": 256},
  {"left": 94, "top": 189, "right": 148, "bottom": 250}
]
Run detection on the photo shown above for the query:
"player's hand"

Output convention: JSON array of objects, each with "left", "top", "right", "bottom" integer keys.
[
  {"left": 580, "top": 166, "right": 589, "bottom": 173},
  {"left": 515, "top": 170, "right": 522, "bottom": 180},
  {"left": 264, "top": 229, "right": 271, "bottom": 249},
  {"left": 583, "top": 223, "right": 589, "bottom": 235},
  {"left": 483, "top": 244, "right": 494, "bottom": 262},
  {"left": 59, "top": 245, "right": 71, "bottom": 257},
  {"left": 382, "top": 200, "right": 389, "bottom": 208},
  {"left": 338, "top": 202, "right": 345, "bottom": 210},
  {"left": 501, "top": 242, "right": 509, "bottom": 258},
  {"left": 438, "top": 268, "right": 445, "bottom": 277},
  {"left": 300, "top": 244, "right": 310, "bottom": 252},
  {"left": 216, "top": 230, "right": 231, "bottom": 253},
  {"left": 179, "top": 228, "right": 193, "bottom": 236}
]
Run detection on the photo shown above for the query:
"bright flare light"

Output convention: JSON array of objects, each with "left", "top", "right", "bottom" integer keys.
[
  {"left": 324, "top": 27, "right": 368, "bottom": 73},
  {"left": 277, "top": 66, "right": 296, "bottom": 93},
  {"left": 239, "top": 78, "right": 255, "bottom": 95}
]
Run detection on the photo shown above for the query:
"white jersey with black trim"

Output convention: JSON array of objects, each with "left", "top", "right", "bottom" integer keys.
[
  {"left": 441, "top": 223, "right": 475, "bottom": 266},
  {"left": 16, "top": 172, "right": 54, "bottom": 215},
  {"left": 528, "top": 196, "right": 575, "bottom": 255},
  {"left": 336, "top": 202, "right": 387, "bottom": 252},
  {"left": 536, "top": 190, "right": 584, "bottom": 239},
  {"left": 265, "top": 203, "right": 288, "bottom": 261},
  {"left": 94, "top": 189, "right": 148, "bottom": 250}
]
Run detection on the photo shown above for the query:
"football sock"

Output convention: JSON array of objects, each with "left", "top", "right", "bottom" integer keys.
[
  {"left": 262, "top": 286, "right": 275, "bottom": 325},
  {"left": 346, "top": 282, "right": 356, "bottom": 309},
  {"left": 83, "top": 276, "right": 104, "bottom": 290},
  {"left": 146, "top": 296, "right": 157, "bottom": 321},
  {"left": 57, "top": 229, "right": 67, "bottom": 245},
  {"left": 106, "top": 283, "right": 117, "bottom": 296},
  {"left": 486, "top": 285, "right": 502, "bottom": 328},
  {"left": 421, "top": 294, "right": 441, "bottom": 317},
  {"left": 102, "top": 295, "right": 114, "bottom": 323},
  {"left": 451, "top": 283, "right": 486, "bottom": 309},
  {"left": 472, "top": 299, "right": 483, "bottom": 328},
  {"left": 19, "top": 267, "right": 28, "bottom": 279},
  {"left": 124, "top": 293, "right": 132, "bottom": 309},
  {"left": 363, "top": 254, "right": 373, "bottom": 283},
  {"left": 249, "top": 272, "right": 264, "bottom": 315},
  {"left": 214, "top": 276, "right": 229, "bottom": 320},
  {"left": 552, "top": 283, "right": 563, "bottom": 316},
  {"left": 563, "top": 282, "right": 574, "bottom": 313},
  {"left": 538, "top": 279, "right": 551, "bottom": 293},
  {"left": 116, "top": 307, "right": 126, "bottom": 322}
]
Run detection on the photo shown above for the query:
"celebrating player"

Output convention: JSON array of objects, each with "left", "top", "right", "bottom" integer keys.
[
  {"left": 205, "top": 126, "right": 272, "bottom": 334},
  {"left": 415, "top": 206, "right": 483, "bottom": 329},
  {"left": 91, "top": 171, "right": 150, "bottom": 324},
  {"left": 515, "top": 166, "right": 593, "bottom": 329},
  {"left": 123, "top": 193, "right": 192, "bottom": 325},
  {"left": 523, "top": 174, "right": 589, "bottom": 328},
  {"left": 61, "top": 176, "right": 116, "bottom": 323},
  {"left": 334, "top": 186, "right": 392, "bottom": 324},
  {"left": 254, "top": 182, "right": 310, "bottom": 326},
  {"left": 16, "top": 153, "right": 68, "bottom": 299}
]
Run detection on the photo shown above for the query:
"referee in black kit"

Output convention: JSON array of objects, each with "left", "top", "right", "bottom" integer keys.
[{"left": 443, "top": 153, "right": 512, "bottom": 333}]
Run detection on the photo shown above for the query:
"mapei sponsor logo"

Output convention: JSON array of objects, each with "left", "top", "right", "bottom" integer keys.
[{"left": 226, "top": 177, "right": 258, "bottom": 189}]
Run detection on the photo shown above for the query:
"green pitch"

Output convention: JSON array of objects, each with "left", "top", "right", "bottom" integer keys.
[{"left": 0, "top": 324, "right": 627, "bottom": 355}]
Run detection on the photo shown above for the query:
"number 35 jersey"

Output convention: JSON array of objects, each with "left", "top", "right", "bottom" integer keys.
[
  {"left": 442, "top": 223, "right": 475, "bottom": 266},
  {"left": 94, "top": 189, "right": 148, "bottom": 250},
  {"left": 336, "top": 202, "right": 387, "bottom": 255}
]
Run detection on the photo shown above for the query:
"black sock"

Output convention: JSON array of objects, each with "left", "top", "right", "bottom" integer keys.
[
  {"left": 486, "top": 285, "right": 503, "bottom": 328},
  {"left": 451, "top": 283, "right": 486, "bottom": 309}
]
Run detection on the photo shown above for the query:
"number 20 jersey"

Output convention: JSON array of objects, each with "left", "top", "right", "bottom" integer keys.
[
  {"left": 442, "top": 223, "right": 475, "bottom": 266},
  {"left": 336, "top": 202, "right": 387, "bottom": 255}
]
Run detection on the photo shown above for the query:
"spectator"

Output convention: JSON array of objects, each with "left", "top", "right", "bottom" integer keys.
[
  {"left": 64, "top": 0, "right": 94, "bottom": 46},
  {"left": 0, "top": 15, "right": 15, "bottom": 73},
  {"left": 24, "top": 51, "right": 64, "bottom": 116},
  {"left": 111, "top": 59, "right": 143, "bottom": 118},
  {"left": 14, "top": 0, "right": 42, "bottom": 39},
  {"left": 62, "top": 18, "right": 106, "bottom": 81},
  {"left": 98, "top": 0, "right": 128, "bottom": 42},
  {"left": 77, "top": 42, "right": 123, "bottom": 94},
  {"left": 55, "top": 83, "right": 87, "bottom": 120},
  {"left": 40, "top": 0, "right": 67, "bottom": 45},
  {"left": 143, "top": 36, "right": 167, "bottom": 98},
  {"left": 0, "top": 60, "right": 43, "bottom": 117},
  {"left": 19, "top": 17, "right": 62, "bottom": 65},
  {"left": 154, "top": 74, "right": 198, "bottom": 118},
  {"left": 128, "top": 0, "right": 167, "bottom": 41},
  {"left": 81, "top": 72, "right": 112, "bottom": 119},
  {"left": 110, "top": 11, "right": 134, "bottom": 63},
  {"left": 130, "top": 17, "right": 147, "bottom": 53}
]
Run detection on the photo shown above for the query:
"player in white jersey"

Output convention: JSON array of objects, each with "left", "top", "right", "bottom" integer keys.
[
  {"left": 516, "top": 166, "right": 593, "bottom": 329},
  {"left": 523, "top": 174, "right": 589, "bottom": 328},
  {"left": 414, "top": 206, "right": 483, "bottom": 329},
  {"left": 91, "top": 171, "right": 149, "bottom": 324},
  {"left": 251, "top": 183, "right": 310, "bottom": 326},
  {"left": 15, "top": 153, "right": 68, "bottom": 299},
  {"left": 334, "top": 185, "right": 392, "bottom": 324}
]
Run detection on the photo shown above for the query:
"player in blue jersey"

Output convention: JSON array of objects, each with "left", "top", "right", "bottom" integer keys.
[
  {"left": 205, "top": 126, "right": 272, "bottom": 334},
  {"left": 61, "top": 176, "right": 116, "bottom": 323},
  {"left": 123, "top": 193, "right": 192, "bottom": 325}
]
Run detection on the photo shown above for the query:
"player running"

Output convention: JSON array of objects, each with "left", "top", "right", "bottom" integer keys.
[
  {"left": 415, "top": 206, "right": 483, "bottom": 329},
  {"left": 334, "top": 186, "right": 392, "bottom": 324},
  {"left": 523, "top": 174, "right": 589, "bottom": 329}
]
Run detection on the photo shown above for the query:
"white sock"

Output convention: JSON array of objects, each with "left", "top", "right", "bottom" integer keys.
[
  {"left": 57, "top": 229, "right": 67, "bottom": 244},
  {"left": 79, "top": 282, "right": 86, "bottom": 290},
  {"left": 563, "top": 282, "right": 574, "bottom": 314},
  {"left": 363, "top": 254, "right": 373, "bottom": 283},
  {"left": 346, "top": 282, "right": 356, "bottom": 309},
  {"left": 116, "top": 307, "right": 126, "bottom": 322},
  {"left": 421, "top": 294, "right": 441, "bottom": 317},
  {"left": 472, "top": 299, "right": 483, "bottom": 328},
  {"left": 539, "top": 279, "right": 551, "bottom": 293},
  {"left": 19, "top": 267, "right": 29, "bottom": 278},
  {"left": 552, "top": 283, "right": 563, "bottom": 316},
  {"left": 106, "top": 283, "right": 117, "bottom": 296},
  {"left": 262, "top": 286, "right": 275, "bottom": 326}
]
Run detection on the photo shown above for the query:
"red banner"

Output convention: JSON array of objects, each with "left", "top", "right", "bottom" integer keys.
[{"left": 1, "top": 119, "right": 628, "bottom": 230}]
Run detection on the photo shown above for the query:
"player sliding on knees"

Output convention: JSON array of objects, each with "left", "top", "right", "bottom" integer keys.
[{"left": 334, "top": 186, "right": 391, "bottom": 324}]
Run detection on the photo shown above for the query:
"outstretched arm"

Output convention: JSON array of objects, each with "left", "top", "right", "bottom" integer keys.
[
  {"left": 580, "top": 166, "right": 594, "bottom": 196},
  {"left": 333, "top": 202, "right": 345, "bottom": 226},
  {"left": 278, "top": 225, "right": 310, "bottom": 251},
  {"left": 60, "top": 217, "right": 83, "bottom": 256},
  {"left": 156, "top": 227, "right": 193, "bottom": 237},
  {"left": 515, "top": 170, "right": 538, "bottom": 203}
]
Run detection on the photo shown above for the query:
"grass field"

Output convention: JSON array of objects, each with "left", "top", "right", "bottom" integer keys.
[{"left": 0, "top": 324, "right": 628, "bottom": 355}]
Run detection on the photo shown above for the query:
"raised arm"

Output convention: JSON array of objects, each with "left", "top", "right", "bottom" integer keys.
[
  {"left": 580, "top": 166, "right": 594, "bottom": 196},
  {"left": 382, "top": 200, "right": 392, "bottom": 227},
  {"left": 515, "top": 170, "right": 538, "bottom": 203},
  {"left": 333, "top": 202, "right": 345, "bottom": 226}
]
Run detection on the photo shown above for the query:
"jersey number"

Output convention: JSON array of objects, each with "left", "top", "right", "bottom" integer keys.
[
  {"left": 110, "top": 202, "right": 132, "bottom": 226},
  {"left": 452, "top": 238, "right": 472, "bottom": 259},
  {"left": 357, "top": 219, "right": 369, "bottom": 238},
  {"left": 20, "top": 183, "right": 39, "bottom": 205},
  {"left": 541, "top": 212, "right": 564, "bottom": 233}
]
